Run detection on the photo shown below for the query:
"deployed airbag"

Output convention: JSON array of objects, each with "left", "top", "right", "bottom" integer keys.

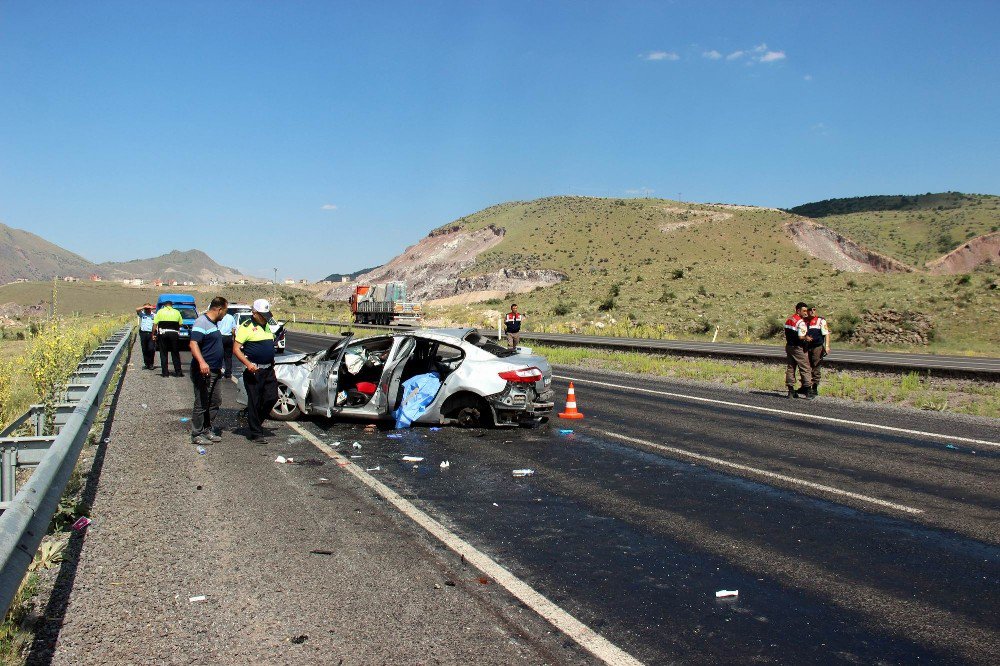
[{"left": 393, "top": 372, "right": 441, "bottom": 429}]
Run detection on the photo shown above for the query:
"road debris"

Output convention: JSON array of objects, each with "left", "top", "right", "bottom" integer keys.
[
  {"left": 440, "top": 460, "right": 451, "bottom": 469},
  {"left": 291, "top": 635, "right": 309, "bottom": 644},
  {"left": 196, "top": 446, "right": 207, "bottom": 456},
  {"left": 387, "top": 433, "right": 404, "bottom": 439},
  {"left": 71, "top": 517, "right": 92, "bottom": 531},
  {"left": 365, "top": 466, "right": 381, "bottom": 472},
  {"left": 429, "top": 427, "right": 442, "bottom": 432},
  {"left": 402, "top": 455, "right": 424, "bottom": 462},
  {"left": 715, "top": 590, "right": 739, "bottom": 598},
  {"left": 275, "top": 456, "right": 294, "bottom": 464},
  {"left": 945, "top": 444, "right": 959, "bottom": 450},
  {"left": 559, "top": 429, "right": 574, "bottom": 434},
  {"left": 331, "top": 441, "right": 342, "bottom": 448},
  {"left": 477, "top": 576, "right": 491, "bottom": 585},
  {"left": 140, "top": 403, "right": 148, "bottom": 409},
  {"left": 310, "top": 549, "right": 333, "bottom": 556},
  {"left": 512, "top": 469, "right": 535, "bottom": 477},
  {"left": 319, "top": 477, "right": 329, "bottom": 481},
  {"left": 492, "top": 502, "right": 499, "bottom": 507},
  {"left": 189, "top": 595, "right": 207, "bottom": 603},
  {"left": 180, "top": 417, "right": 190, "bottom": 423},
  {"left": 352, "top": 441, "right": 362, "bottom": 450},
  {"left": 363, "top": 424, "right": 378, "bottom": 434},
  {"left": 445, "top": 580, "right": 456, "bottom": 586}
]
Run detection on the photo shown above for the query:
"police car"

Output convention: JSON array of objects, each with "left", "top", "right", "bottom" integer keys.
[{"left": 226, "top": 303, "right": 286, "bottom": 353}]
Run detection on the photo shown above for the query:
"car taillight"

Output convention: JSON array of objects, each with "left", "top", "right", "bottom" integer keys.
[{"left": 499, "top": 367, "right": 542, "bottom": 383}]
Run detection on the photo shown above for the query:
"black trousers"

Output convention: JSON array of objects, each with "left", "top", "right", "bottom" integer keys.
[
  {"left": 243, "top": 366, "right": 278, "bottom": 436},
  {"left": 191, "top": 369, "right": 223, "bottom": 438},
  {"left": 222, "top": 336, "right": 234, "bottom": 377},
  {"left": 138, "top": 331, "right": 155, "bottom": 368},
  {"left": 158, "top": 331, "right": 182, "bottom": 375}
]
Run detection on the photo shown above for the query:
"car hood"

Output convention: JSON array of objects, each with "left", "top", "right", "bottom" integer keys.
[{"left": 276, "top": 352, "right": 310, "bottom": 365}]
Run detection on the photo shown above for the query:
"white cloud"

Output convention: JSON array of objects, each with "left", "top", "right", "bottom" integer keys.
[
  {"left": 321, "top": 204, "right": 338, "bottom": 210},
  {"left": 726, "top": 50, "right": 745, "bottom": 60},
  {"left": 803, "top": 74, "right": 813, "bottom": 81},
  {"left": 759, "top": 50, "right": 786, "bottom": 63},
  {"left": 642, "top": 51, "right": 680, "bottom": 61},
  {"left": 625, "top": 187, "right": 655, "bottom": 196},
  {"left": 753, "top": 43, "right": 768, "bottom": 53},
  {"left": 702, "top": 50, "right": 722, "bottom": 60}
]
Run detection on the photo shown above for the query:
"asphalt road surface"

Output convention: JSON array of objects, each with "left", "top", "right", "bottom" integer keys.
[{"left": 284, "top": 329, "right": 1000, "bottom": 664}]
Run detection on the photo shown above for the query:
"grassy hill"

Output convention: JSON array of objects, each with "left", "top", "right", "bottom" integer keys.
[
  {"left": 99, "top": 249, "right": 244, "bottom": 283},
  {"left": 425, "top": 196, "right": 999, "bottom": 354},
  {"left": 0, "top": 222, "right": 95, "bottom": 283},
  {"left": 789, "top": 192, "right": 1000, "bottom": 266}
]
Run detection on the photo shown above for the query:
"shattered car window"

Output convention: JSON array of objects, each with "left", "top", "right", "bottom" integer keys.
[{"left": 464, "top": 332, "right": 517, "bottom": 358}]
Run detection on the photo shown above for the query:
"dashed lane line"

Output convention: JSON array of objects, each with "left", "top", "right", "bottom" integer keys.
[
  {"left": 555, "top": 374, "right": 1000, "bottom": 449},
  {"left": 599, "top": 430, "right": 923, "bottom": 515},
  {"left": 287, "top": 421, "right": 644, "bottom": 666}
]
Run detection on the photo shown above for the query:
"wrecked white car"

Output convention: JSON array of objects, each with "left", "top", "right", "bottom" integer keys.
[{"left": 238, "top": 328, "right": 554, "bottom": 427}]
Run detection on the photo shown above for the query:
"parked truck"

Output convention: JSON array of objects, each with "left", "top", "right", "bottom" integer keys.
[{"left": 349, "top": 282, "right": 423, "bottom": 326}]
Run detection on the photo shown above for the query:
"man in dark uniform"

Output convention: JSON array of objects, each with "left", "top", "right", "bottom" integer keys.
[
  {"left": 189, "top": 296, "right": 228, "bottom": 446},
  {"left": 135, "top": 302, "right": 156, "bottom": 369},
  {"left": 504, "top": 304, "right": 524, "bottom": 349},
  {"left": 152, "top": 300, "right": 184, "bottom": 377},
  {"left": 806, "top": 306, "right": 831, "bottom": 397},
  {"left": 784, "top": 301, "right": 815, "bottom": 400},
  {"left": 234, "top": 299, "right": 279, "bottom": 441}
]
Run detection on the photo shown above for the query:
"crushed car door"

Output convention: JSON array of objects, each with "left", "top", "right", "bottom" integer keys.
[
  {"left": 372, "top": 336, "right": 416, "bottom": 415},
  {"left": 308, "top": 334, "right": 352, "bottom": 417}
]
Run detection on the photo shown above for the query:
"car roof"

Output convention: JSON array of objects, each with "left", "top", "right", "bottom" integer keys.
[
  {"left": 408, "top": 328, "right": 476, "bottom": 343},
  {"left": 157, "top": 293, "right": 196, "bottom": 304}
]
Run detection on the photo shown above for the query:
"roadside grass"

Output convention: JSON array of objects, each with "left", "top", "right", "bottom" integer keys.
[{"left": 535, "top": 344, "right": 1000, "bottom": 419}]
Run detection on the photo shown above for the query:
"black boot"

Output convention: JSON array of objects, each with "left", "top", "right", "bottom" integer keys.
[
  {"left": 787, "top": 386, "right": 798, "bottom": 399},
  {"left": 812, "top": 383, "right": 819, "bottom": 397},
  {"left": 803, "top": 385, "right": 816, "bottom": 400}
]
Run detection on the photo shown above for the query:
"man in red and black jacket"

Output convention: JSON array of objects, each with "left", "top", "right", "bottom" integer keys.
[
  {"left": 504, "top": 304, "right": 524, "bottom": 349},
  {"left": 784, "top": 302, "right": 815, "bottom": 400}
]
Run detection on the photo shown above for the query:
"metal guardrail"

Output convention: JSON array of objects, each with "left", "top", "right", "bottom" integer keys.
[
  {"left": 290, "top": 319, "right": 1000, "bottom": 379},
  {"left": 0, "top": 325, "right": 132, "bottom": 617}
]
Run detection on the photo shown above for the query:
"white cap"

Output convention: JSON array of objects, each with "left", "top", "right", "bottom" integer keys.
[{"left": 252, "top": 298, "right": 271, "bottom": 315}]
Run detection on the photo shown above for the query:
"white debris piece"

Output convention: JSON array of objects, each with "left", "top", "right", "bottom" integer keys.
[
  {"left": 440, "top": 460, "right": 450, "bottom": 469},
  {"left": 715, "top": 590, "right": 739, "bottom": 598},
  {"left": 352, "top": 441, "right": 362, "bottom": 450},
  {"left": 365, "top": 466, "right": 381, "bottom": 472},
  {"left": 189, "top": 595, "right": 207, "bottom": 603},
  {"left": 332, "top": 441, "right": 342, "bottom": 448},
  {"left": 512, "top": 469, "right": 535, "bottom": 477},
  {"left": 275, "top": 456, "right": 293, "bottom": 464},
  {"left": 402, "top": 456, "right": 424, "bottom": 462},
  {"left": 140, "top": 404, "right": 148, "bottom": 409}
]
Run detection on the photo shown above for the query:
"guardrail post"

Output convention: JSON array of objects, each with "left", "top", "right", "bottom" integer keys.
[{"left": 0, "top": 447, "right": 14, "bottom": 504}]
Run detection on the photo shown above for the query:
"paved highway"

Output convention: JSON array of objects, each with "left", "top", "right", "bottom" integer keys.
[
  {"left": 285, "top": 329, "right": 1000, "bottom": 664},
  {"left": 296, "top": 320, "right": 1000, "bottom": 378}
]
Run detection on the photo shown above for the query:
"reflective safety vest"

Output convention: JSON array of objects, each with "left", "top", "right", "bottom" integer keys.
[
  {"left": 153, "top": 305, "right": 183, "bottom": 332},
  {"left": 235, "top": 319, "right": 276, "bottom": 365},
  {"left": 806, "top": 316, "right": 829, "bottom": 348},
  {"left": 784, "top": 314, "right": 808, "bottom": 346}
]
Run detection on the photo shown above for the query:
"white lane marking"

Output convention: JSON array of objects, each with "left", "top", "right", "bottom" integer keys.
[
  {"left": 555, "top": 374, "right": 1000, "bottom": 448},
  {"left": 601, "top": 430, "right": 923, "bottom": 515},
  {"left": 288, "top": 422, "right": 644, "bottom": 666}
]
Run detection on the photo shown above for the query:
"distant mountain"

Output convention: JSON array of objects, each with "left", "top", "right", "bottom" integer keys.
[
  {"left": 322, "top": 266, "right": 381, "bottom": 282},
  {"left": 99, "top": 249, "right": 245, "bottom": 283},
  {"left": 0, "top": 221, "right": 249, "bottom": 284},
  {"left": 0, "top": 222, "right": 95, "bottom": 283}
]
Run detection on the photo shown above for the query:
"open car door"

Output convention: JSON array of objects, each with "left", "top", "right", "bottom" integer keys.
[
  {"left": 308, "top": 334, "right": 353, "bottom": 417},
  {"left": 371, "top": 336, "right": 416, "bottom": 415}
]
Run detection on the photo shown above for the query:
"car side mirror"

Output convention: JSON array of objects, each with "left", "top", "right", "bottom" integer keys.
[{"left": 341, "top": 331, "right": 351, "bottom": 336}]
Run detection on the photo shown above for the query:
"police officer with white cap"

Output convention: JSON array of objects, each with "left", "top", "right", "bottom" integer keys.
[{"left": 233, "top": 298, "right": 279, "bottom": 440}]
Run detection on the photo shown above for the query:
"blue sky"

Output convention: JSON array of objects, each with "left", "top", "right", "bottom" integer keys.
[{"left": 1, "top": 1, "right": 998, "bottom": 279}]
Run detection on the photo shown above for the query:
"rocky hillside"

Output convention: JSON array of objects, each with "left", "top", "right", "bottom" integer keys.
[
  {"left": 789, "top": 192, "right": 999, "bottom": 271},
  {"left": 0, "top": 222, "right": 94, "bottom": 283}
]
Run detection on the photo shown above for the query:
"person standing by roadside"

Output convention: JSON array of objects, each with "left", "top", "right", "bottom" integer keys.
[
  {"left": 217, "top": 306, "right": 236, "bottom": 378},
  {"left": 189, "top": 297, "right": 228, "bottom": 446},
  {"left": 806, "top": 306, "right": 831, "bottom": 397},
  {"left": 504, "top": 304, "right": 524, "bottom": 349},
  {"left": 152, "top": 300, "right": 184, "bottom": 377},
  {"left": 135, "top": 302, "right": 156, "bottom": 369},
  {"left": 233, "top": 299, "right": 278, "bottom": 441},
  {"left": 784, "top": 301, "right": 815, "bottom": 400}
]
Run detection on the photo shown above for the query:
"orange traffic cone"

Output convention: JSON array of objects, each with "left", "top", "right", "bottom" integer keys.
[{"left": 558, "top": 382, "right": 584, "bottom": 419}]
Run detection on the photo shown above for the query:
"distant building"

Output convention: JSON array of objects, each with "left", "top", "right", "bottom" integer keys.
[
  {"left": 153, "top": 279, "right": 163, "bottom": 287},
  {"left": 168, "top": 280, "right": 179, "bottom": 286},
  {"left": 89, "top": 274, "right": 102, "bottom": 281},
  {"left": 341, "top": 276, "right": 350, "bottom": 283},
  {"left": 63, "top": 276, "right": 79, "bottom": 282},
  {"left": 122, "top": 278, "right": 144, "bottom": 286},
  {"left": 182, "top": 281, "right": 194, "bottom": 286},
  {"left": 299, "top": 279, "right": 309, "bottom": 285},
  {"left": 236, "top": 278, "right": 249, "bottom": 285},
  {"left": 283, "top": 279, "right": 296, "bottom": 285}
]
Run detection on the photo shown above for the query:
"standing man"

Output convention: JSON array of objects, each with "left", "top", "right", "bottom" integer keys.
[
  {"left": 233, "top": 299, "right": 278, "bottom": 441},
  {"left": 784, "top": 301, "right": 815, "bottom": 400},
  {"left": 217, "top": 306, "right": 237, "bottom": 378},
  {"left": 504, "top": 304, "right": 524, "bottom": 349},
  {"left": 806, "top": 306, "right": 831, "bottom": 397},
  {"left": 135, "top": 302, "right": 156, "bottom": 369},
  {"left": 189, "top": 296, "right": 228, "bottom": 446},
  {"left": 152, "top": 300, "right": 184, "bottom": 377}
]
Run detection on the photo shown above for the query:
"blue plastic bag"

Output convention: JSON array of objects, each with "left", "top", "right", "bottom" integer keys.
[{"left": 393, "top": 372, "right": 441, "bottom": 429}]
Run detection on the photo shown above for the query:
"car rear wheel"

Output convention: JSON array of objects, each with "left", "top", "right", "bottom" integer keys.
[
  {"left": 442, "top": 393, "right": 492, "bottom": 428},
  {"left": 270, "top": 383, "right": 302, "bottom": 421}
]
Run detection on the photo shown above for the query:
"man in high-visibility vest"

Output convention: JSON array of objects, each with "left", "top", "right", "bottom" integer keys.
[
  {"left": 806, "top": 306, "right": 831, "bottom": 397},
  {"left": 784, "top": 301, "right": 815, "bottom": 400},
  {"left": 233, "top": 299, "right": 279, "bottom": 441},
  {"left": 152, "top": 300, "right": 184, "bottom": 377}
]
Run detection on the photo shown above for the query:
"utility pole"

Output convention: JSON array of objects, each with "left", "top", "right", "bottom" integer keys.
[{"left": 272, "top": 268, "right": 277, "bottom": 302}]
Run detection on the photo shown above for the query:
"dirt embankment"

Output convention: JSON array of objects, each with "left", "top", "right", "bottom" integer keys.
[
  {"left": 321, "top": 225, "right": 565, "bottom": 302},
  {"left": 784, "top": 219, "right": 913, "bottom": 273},
  {"left": 926, "top": 232, "right": 1000, "bottom": 274}
]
